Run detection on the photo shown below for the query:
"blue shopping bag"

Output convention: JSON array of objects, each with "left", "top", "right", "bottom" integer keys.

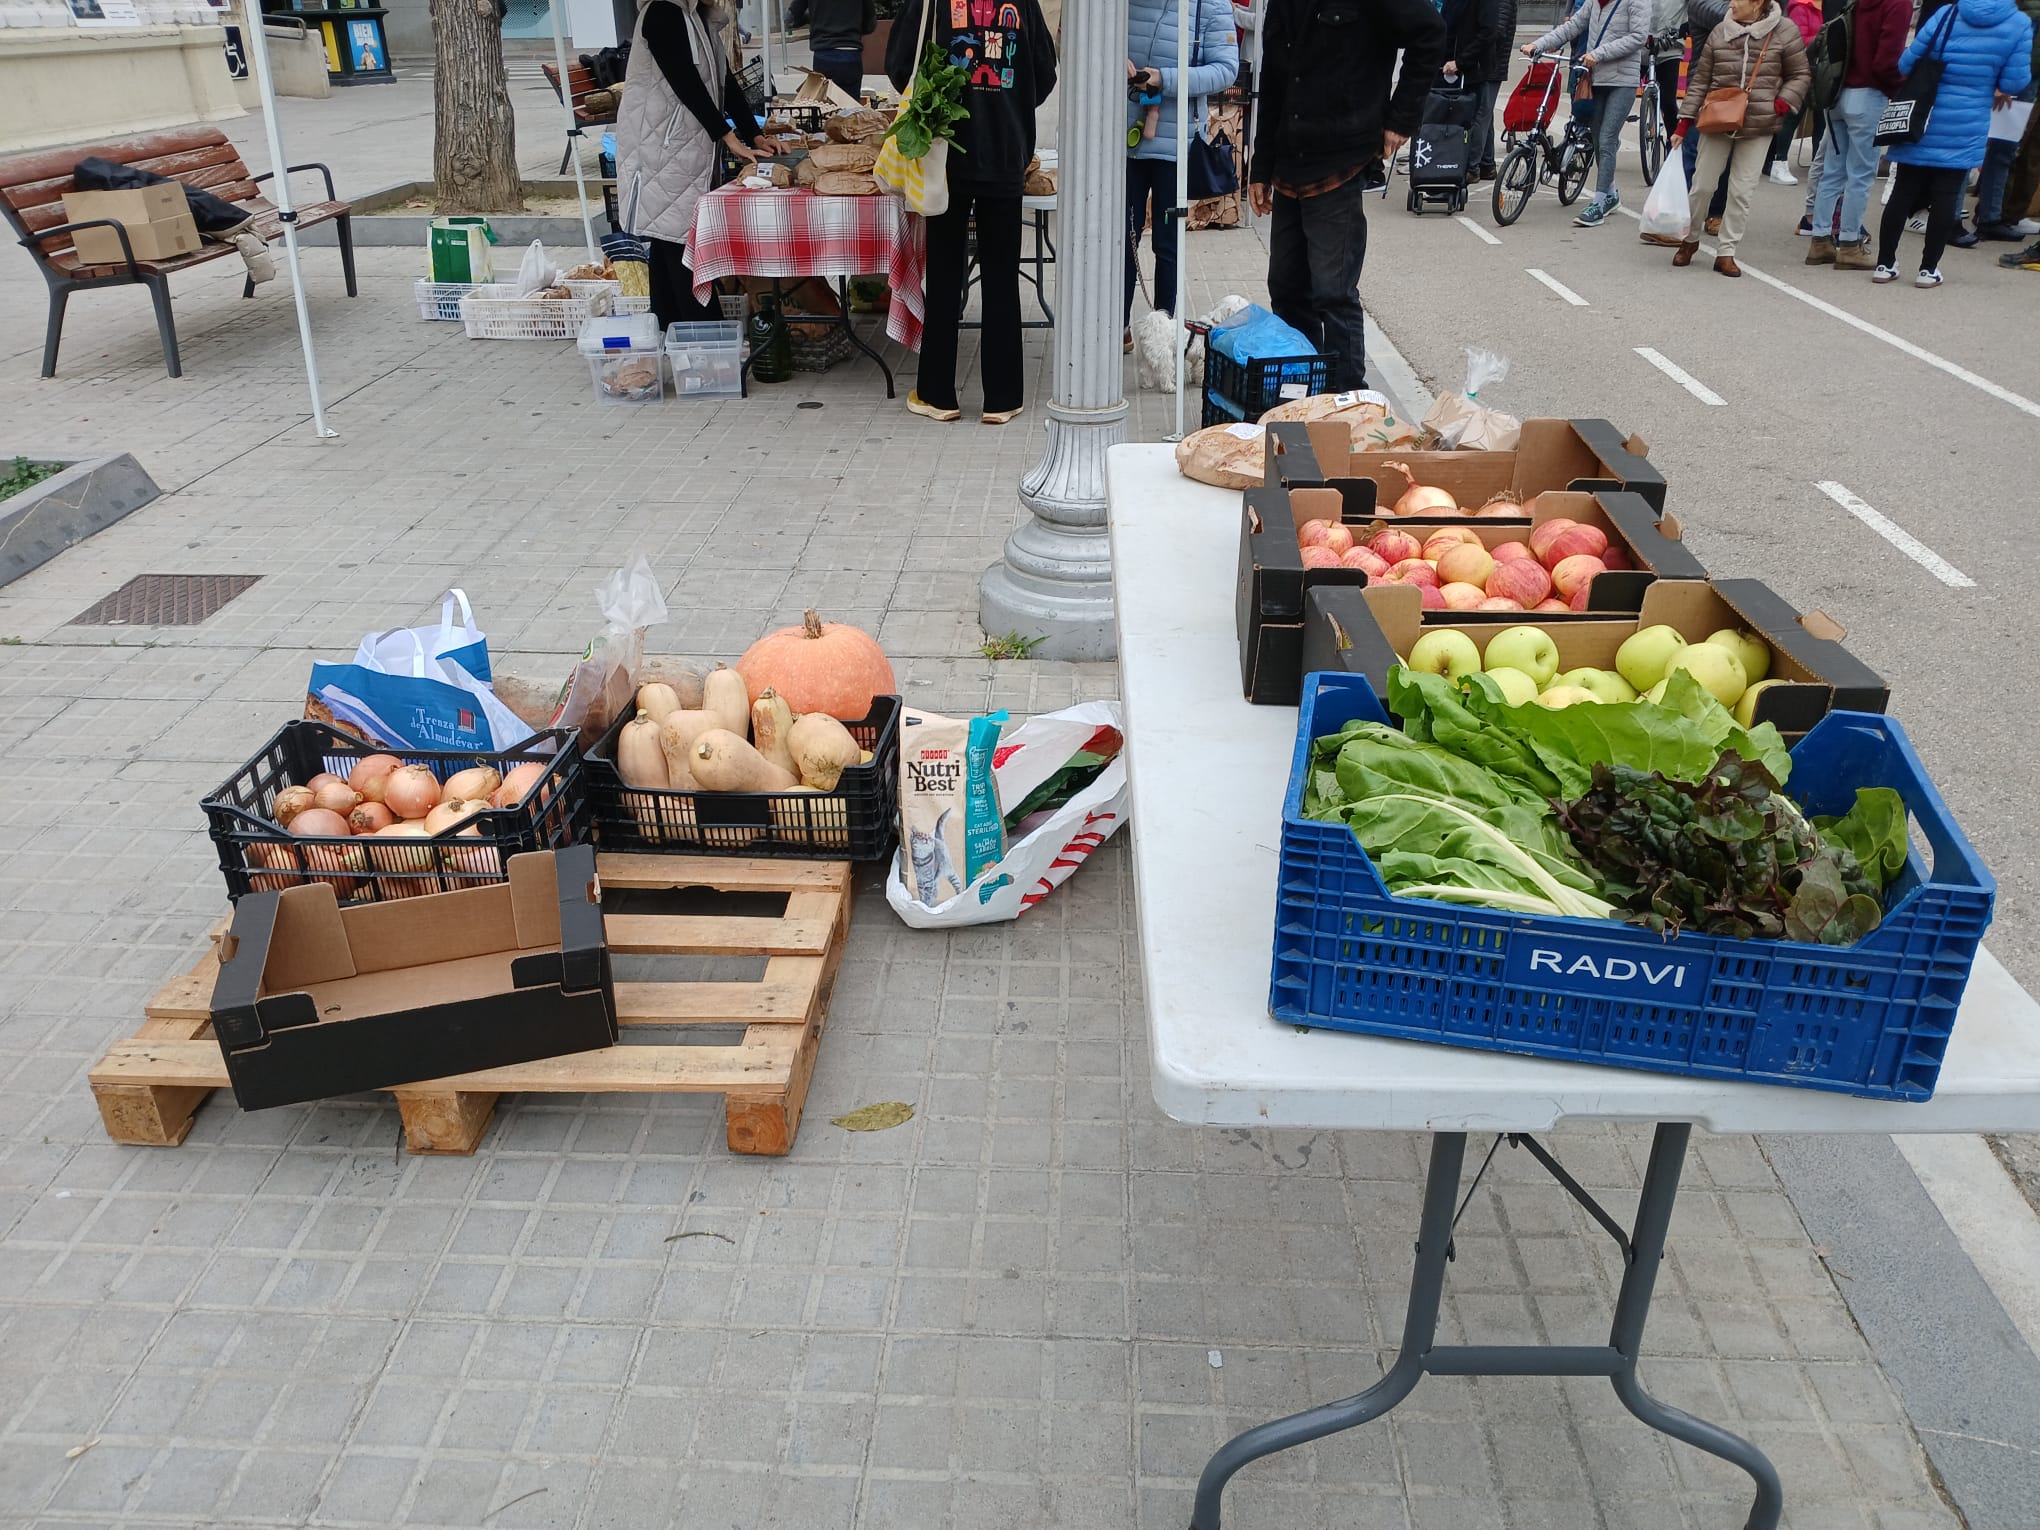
[{"left": 307, "top": 592, "right": 531, "bottom": 753}]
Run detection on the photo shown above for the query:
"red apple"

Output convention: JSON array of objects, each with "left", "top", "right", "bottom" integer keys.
[
  {"left": 1598, "top": 545, "right": 1631, "bottom": 572},
  {"left": 1298, "top": 519, "right": 1334, "bottom": 549},
  {"left": 1538, "top": 522, "right": 1609, "bottom": 570},
  {"left": 1370, "top": 528, "right": 1421, "bottom": 565},
  {"left": 1417, "top": 582, "right": 1448, "bottom": 610},
  {"left": 1568, "top": 581, "right": 1594, "bottom": 611},
  {"left": 1439, "top": 581, "right": 1486, "bottom": 610},
  {"left": 1301, "top": 546, "right": 1342, "bottom": 569},
  {"left": 1323, "top": 523, "right": 1356, "bottom": 556},
  {"left": 1528, "top": 518, "right": 1578, "bottom": 563},
  {"left": 1534, "top": 597, "right": 1572, "bottom": 613},
  {"left": 1491, "top": 541, "right": 1534, "bottom": 564},
  {"left": 1486, "top": 557, "right": 1553, "bottom": 607},
  {"left": 1550, "top": 553, "right": 1607, "bottom": 600},
  {"left": 1436, "top": 543, "right": 1496, "bottom": 589},
  {"left": 1342, "top": 546, "right": 1389, "bottom": 575},
  {"left": 1475, "top": 596, "right": 1525, "bottom": 612},
  {"left": 1422, "top": 527, "right": 1482, "bottom": 562},
  {"left": 1389, "top": 558, "right": 1440, "bottom": 589}
]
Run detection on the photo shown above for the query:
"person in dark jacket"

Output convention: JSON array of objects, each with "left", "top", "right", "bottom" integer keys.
[
  {"left": 1805, "top": 0, "right": 1908, "bottom": 266},
  {"left": 1444, "top": 0, "right": 1508, "bottom": 179},
  {"left": 1954, "top": 0, "right": 2040, "bottom": 240},
  {"left": 888, "top": 0, "right": 1058, "bottom": 424},
  {"left": 809, "top": 0, "right": 876, "bottom": 100},
  {"left": 1250, "top": 0, "right": 1447, "bottom": 390},
  {"left": 1470, "top": 0, "right": 1519, "bottom": 177}
]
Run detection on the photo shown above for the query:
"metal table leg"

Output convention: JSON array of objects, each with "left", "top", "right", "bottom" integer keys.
[
  {"left": 830, "top": 277, "right": 895, "bottom": 398},
  {"left": 1188, "top": 1123, "right": 1784, "bottom": 1530}
]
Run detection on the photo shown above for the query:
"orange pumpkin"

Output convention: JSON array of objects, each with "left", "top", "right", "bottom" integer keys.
[{"left": 737, "top": 609, "right": 896, "bottom": 721}]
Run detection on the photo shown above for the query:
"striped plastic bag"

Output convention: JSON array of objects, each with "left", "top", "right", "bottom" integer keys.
[{"left": 872, "top": 1, "right": 950, "bottom": 216}]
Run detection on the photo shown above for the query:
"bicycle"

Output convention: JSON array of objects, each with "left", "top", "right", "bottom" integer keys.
[
  {"left": 1636, "top": 41, "right": 1667, "bottom": 184},
  {"left": 1492, "top": 54, "right": 1597, "bottom": 227}
]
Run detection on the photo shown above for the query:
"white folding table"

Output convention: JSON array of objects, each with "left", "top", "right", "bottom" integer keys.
[{"left": 1105, "top": 443, "right": 2040, "bottom": 1530}]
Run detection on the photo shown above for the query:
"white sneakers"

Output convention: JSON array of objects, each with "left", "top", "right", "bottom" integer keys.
[
  {"left": 1872, "top": 265, "right": 1899, "bottom": 283},
  {"left": 1914, "top": 267, "right": 1944, "bottom": 288},
  {"left": 1765, "top": 164, "right": 1798, "bottom": 185}
]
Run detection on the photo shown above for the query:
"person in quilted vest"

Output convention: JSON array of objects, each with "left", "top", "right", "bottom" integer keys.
[
  {"left": 1872, "top": 0, "right": 2033, "bottom": 284},
  {"left": 1669, "top": 0, "right": 1811, "bottom": 274}
]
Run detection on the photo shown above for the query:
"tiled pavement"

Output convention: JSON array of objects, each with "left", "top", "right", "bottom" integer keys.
[{"left": 0, "top": 122, "right": 1968, "bottom": 1528}]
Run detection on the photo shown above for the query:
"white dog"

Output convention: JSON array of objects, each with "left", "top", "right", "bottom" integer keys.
[{"left": 1132, "top": 294, "right": 1253, "bottom": 393}]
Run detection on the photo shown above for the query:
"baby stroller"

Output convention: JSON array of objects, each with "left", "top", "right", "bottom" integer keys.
[{"left": 1406, "top": 80, "right": 1479, "bottom": 215}]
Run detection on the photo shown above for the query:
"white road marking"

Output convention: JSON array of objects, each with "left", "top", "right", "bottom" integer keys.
[
  {"left": 1633, "top": 346, "right": 1726, "bottom": 405},
  {"left": 1612, "top": 206, "right": 2040, "bottom": 422},
  {"left": 1526, "top": 267, "right": 1590, "bottom": 305},
  {"left": 1814, "top": 481, "right": 1975, "bottom": 588},
  {"left": 1894, "top": 1135, "right": 2040, "bottom": 1363},
  {"left": 1456, "top": 215, "right": 1503, "bottom": 246}
]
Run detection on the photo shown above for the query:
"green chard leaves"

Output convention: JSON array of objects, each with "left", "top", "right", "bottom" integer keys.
[{"left": 887, "top": 40, "right": 972, "bottom": 160}]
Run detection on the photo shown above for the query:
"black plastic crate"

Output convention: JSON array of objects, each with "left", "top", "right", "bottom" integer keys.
[
  {"left": 1201, "top": 349, "right": 1336, "bottom": 427},
  {"left": 203, "top": 721, "right": 588, "bottom": 905},
  {"left": 583, "top": 696, "right": 902, "bottom": 860}
]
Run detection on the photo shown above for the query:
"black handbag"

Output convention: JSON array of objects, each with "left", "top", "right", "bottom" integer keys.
[
  {"left": 1876, "top": 8, "right": 1957, "bottom": 146},
  {"left": 1187, "top": 126, "right": 1240, "bottom": 201}
]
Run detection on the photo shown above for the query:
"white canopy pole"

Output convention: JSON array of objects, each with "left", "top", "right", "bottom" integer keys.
[
  {"left": 241, "top": 11, "right": 334, "bottom": 438},
  {"left": 549, "top": 0, "right": 600, "bottom": 261},
  {"left": 762, "top": 0, "right": 775, "bottom": 104},
  {"left": 1171, "top": 0, "right": 1192, "bottom": 437}
]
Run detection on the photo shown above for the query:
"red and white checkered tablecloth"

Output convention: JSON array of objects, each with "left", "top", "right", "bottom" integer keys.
[{"left": 688, "top": 184, "right": 928, "bottom": 351}]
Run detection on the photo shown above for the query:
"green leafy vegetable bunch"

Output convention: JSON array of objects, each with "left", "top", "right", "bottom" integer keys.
[{"left": 887, "top": 40, "right": 972, "bottom": 161}]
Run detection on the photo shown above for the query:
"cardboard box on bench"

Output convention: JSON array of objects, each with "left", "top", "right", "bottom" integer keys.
[
  {"left": 61, "top": 185, "right": 201, "bottom": 265},
  {"left": 210, "top": 846, "right": 614, "bottom": 1111},
  {"left": 1300, "top": 578, "right": 1889, "bottom": 734},
  {"left": 1265, "top": 416, "right": 1667, "bottom": 514}
]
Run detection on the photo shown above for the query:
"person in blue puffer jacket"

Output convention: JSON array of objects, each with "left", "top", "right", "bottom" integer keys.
[
  {"left": 1124, "top": 0, "right": 1240, "bottom": 342},
  {"left": 1873, "top": 0, "right": 2034, "bottom": 285}
]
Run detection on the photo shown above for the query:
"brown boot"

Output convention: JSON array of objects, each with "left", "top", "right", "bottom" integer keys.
[
  {"left": 1672, "top": 240, "right": 1700, "bottom": 267},
  {"left": 1714, "top": 255, "right": 1742, "bottom": 277},
  {"left": 1833, "top": 239, "right": 1874, "bottom": 271},
  {"left": 1806, "top": 236, "right": 1836, "bottom": 265}
]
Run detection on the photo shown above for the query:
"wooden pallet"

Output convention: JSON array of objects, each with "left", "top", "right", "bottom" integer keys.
[{"left": 88, "top": 855, "right": 853, "bottom": 1157}]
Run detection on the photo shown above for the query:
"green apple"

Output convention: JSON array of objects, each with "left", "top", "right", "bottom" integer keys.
[
  {"left": 1706, "top": 627, "right": 1771, "bottom": 684},
  {"left": 1734, "top": 677, "right": 1783, "bottom": 728},
  {"left": 1534, "top": 685, "right": 1601, "bottom": 709},
  {"left": 1614, "top": 624, "right": 1688, "bottom": 692},
  {"left": 1555, "top": 666, "right": 1638, "bottom": 704},
  {"left": 1485, "top": 666, "right": 1540, "bottom": 706},
  {"left": 1482, "top": 625, "right": 1560, "bottom": 688},
  {"left": 1409, "top": 629, "right": 1482, "bottom": 680},
  {"left": 1665, "top": 642, "right": 1748, "bottom": 706},
  {"left": 1643, "top": 679, "right": 1668, "bottom": 703}
]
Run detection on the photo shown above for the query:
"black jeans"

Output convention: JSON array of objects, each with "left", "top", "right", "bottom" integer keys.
[
  {"left": 920, "top": 189, "right": 1023, "bottom": 413},
  {"left": 1125, "top": 156, "right": 1179, "bottom": 326},
  {"left": 811, "top": 47, "right": 865, "bottom": 102},
  {"left": 647, "top": 236, "right": 720, "bottom": 329},
  {"left": 1877, "top": 162, "right": 1964, "bottom": 271},
  {"left": 1267, "top": 175, "right": 1368, "bottom": 391},
  {"left": 1654, "top": 57, "right": 1681, "bottom": 135}
]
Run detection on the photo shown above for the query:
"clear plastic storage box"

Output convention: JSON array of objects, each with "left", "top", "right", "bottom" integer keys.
[
  {"left": 576, "top": 312, "right": 666, "bottom": 404},
  {"left": 666, "top": 320, "right": 745, "bottom": 399}
]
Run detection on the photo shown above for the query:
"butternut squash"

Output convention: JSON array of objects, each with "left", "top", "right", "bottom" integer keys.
[
  {"left": 616, "top": 710, "right": 682, "bottom": 843},
  {"left": 789, "top": 712, "right": 860, "bottom": 791},
  {"left": 636, "top": 681, "right": 684, "bottom": 723},
  {"left": 657, "top": 709, "right": 719, "bottom": 789},
  {"left": 690, "top": 729, "right": 799, "bottom": 792},
  {"left": 751, "top": 688, "right": 796, "bottom": 776},
  {"left": 703, "top": 663, "right": 751, "bottom": 738},
  {"left": 770, "top": 785, "right": 851, "bottom": 850}
]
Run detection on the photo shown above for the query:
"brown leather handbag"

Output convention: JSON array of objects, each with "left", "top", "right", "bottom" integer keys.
[{"left": 1697, "top": 28, "right": 1776, "bottom": 135}]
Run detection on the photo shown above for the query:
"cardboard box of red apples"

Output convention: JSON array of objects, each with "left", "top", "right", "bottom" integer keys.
[
  {"left": 1264, "top": 417, "right": 1667, "bottom": 514},
  {"left": 1300, "top": 578, "right": 1890, "bottom": 734}
]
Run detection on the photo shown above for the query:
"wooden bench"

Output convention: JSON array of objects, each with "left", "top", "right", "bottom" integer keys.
[
  {"left": 542, "top": 61, "right": 620, "bottom": 175},
  {"left": 0, "top": 127, "right": 356, "bottom": 380}
]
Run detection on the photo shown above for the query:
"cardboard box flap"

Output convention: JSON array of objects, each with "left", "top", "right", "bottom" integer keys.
[
  {"left": 212, "top": 893, "right": 291, "bottom": 1048},
  {"left": 261, "top": 881, "right": 359, "bottom": 992},
  {"left": 547, "top": 846, "right": 608, "bottom": 991},
  {"left": 509, "top": 849, "right": 564, "bottom": 949},
  {"left": 341, "top": 881, "right": 520, "bottom": 977}
]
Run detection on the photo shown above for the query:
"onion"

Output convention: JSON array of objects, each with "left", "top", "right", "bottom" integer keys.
[
  {"left": 492, "top": 761, "right": 547, "bottom": 809},
  {"left": 371, "top": 822, "right": 440, "bottom": 899},
  {"left": 301, "top": 841, "right": 365, "bottom": 896},
  {"left": 443, "top": 765, "right": 502, "bottom": 803},
  {"left": 348, "top": 801, "right": 396, "bottom": 834},
  {"left": 1477, "top": 495, "right": 1524, "bottom": 517},
  {"left": 246, "top": 842, "right": 295, "bottom": 893},
  {"left": 312, "top": 779, "right": 362, "bottom": 815},
  {"left": 383, "top": 764, "right": 443, "bottom": 821},
  {"left": 445, "top": 833, "right": 503, "bottom": 885},
  {"left": 424, "top": 798, "right": 487, "bottom": 837},
  {"left": 1383, "top": 460, "right": 1458, "bottom": 517},
  {"left": 289, "top": 807, "right": 353, "bottom": 839},
  {"left": 306, "top": 772, "right": 344, "bottom": 792},
  {"left": 271, "top": 785, "right": 317, "bottom": 829},
  {"left": 349, "top": 753, "right": 403, "bottom": 803}
]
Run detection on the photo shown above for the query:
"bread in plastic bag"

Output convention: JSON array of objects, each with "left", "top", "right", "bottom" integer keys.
[
  {"left": 1259, "top": 388, "right": 1421, "bottom": 450},
  {"left": 1421, "top": 348, "right": 1522, "bottom": 451},
  {"left": 556, "top": 555, "right": 670, "bottom": 735},
  {"left": 1176, "top": 421, "right": 1267, "bottom": 488}
]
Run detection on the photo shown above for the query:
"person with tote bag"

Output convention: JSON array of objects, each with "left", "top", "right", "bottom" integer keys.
[
  {"left": 1122, "top": 0, "right": 1240, "bottom": 346},
  {"left": 888, "top": 0, "right": 1059, "bottom": 426},
  {"left": 1668, "top": 0, "right": 1811, "bottom": 274}
]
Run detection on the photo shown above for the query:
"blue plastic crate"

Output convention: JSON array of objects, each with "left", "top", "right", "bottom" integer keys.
[{"left": 1272, "top": 674, "right": 1995, "bottom": 1100}]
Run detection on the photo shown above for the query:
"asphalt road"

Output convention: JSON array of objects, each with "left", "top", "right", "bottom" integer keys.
[{"left": 1355, "top": 119, "right": 2040, "bottom": 1000}]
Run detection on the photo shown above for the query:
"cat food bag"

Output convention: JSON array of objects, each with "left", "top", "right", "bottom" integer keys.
[{"left": 898, "top": 709, "right": 1006, "bottom": 909}]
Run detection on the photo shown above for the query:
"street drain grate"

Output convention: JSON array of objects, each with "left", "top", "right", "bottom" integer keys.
[{"left": 69, "top": 573, "right": 262, "bottom": 627}]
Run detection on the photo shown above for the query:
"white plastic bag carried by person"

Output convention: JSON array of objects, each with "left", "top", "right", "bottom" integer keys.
[
  {"left": 1421, "top": 348, "right": 1521, "bottom": 451},
  {"left": 1639, "top": 155, "right": 1690, "bottom": 241},
  {"left": 886, "top": 701, "right": 1128, "bottom": 929}
]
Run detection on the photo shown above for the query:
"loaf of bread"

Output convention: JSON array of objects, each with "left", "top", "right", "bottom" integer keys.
[
  {"left": 813, "top": 171, "right": 879, "bottom": 196},
  {"left": 1175, "top": 422, "right": 1266, "bottom": 489},
  {"left": 809, "top": 142, "right": 880, "bottom": 173}
]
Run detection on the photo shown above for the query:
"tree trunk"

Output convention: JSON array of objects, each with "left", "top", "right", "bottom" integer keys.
[{"left": 433, "top": 0, "right": 524, "bottom": 213}]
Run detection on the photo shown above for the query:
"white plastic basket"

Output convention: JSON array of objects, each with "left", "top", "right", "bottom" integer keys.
[
  {"left": 459, "top": 282, "right": 614, "bottom": 340},
  {"left": 415, "top": 280, "right": 482, "bottom": 321}
]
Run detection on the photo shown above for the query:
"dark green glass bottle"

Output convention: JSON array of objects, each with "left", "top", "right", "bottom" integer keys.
[{"left": 748, "top": 295, "right": 793, "bottom": 384}]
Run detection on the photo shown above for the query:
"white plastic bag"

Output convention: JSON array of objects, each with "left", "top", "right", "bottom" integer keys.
[
  {"left": 886, "top": 701, "right": 1128, "bottom": 929},
  {"left": 356, "top": 589, "right": 491, "bottom": 682},
  {"left": 309, "top": 629, "right": 535, "bottom": 753},
  {"left": 513, "top": 239, "right": 558, "bottom": 296},
  {"left": 555, "top": 555, "right": 670, "bottom": 734},
  {"left": 1422, "top": 348, "right": 1520, "bottom": 451},
  {"left": 1640, "top": 155, "right": 1690, "bottom": 240}
]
